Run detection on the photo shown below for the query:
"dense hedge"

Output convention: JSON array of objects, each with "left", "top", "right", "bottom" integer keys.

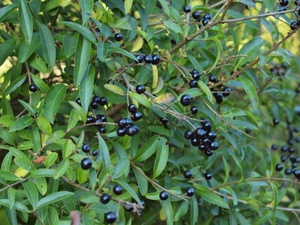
[{"left": 1, "top": 0, "right": 300, "bottom": 224}]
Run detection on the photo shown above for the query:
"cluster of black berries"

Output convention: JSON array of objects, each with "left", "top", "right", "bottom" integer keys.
[
  {"left": 84, "top": 114, "right": 107, "bottom": 134},
  {"left": 135, "top": 54, "right": 161, "bottom": 65},
  {"left": 270, "top": 62, "right": 288, "bottom": 76},
  {"left": 128, "top": 103, "right": 143, "bottom": 121},
  {"left": 117, "top": 118, "right": 139, "bottom": 137},
  {"left": 90, "top": 95, "right": 108, "bottom": 109},
  {"left": 80, "top": 143, "right": 98, "bottom": 170},
  {"left": 212, "top": 85, "right": 232, "bottom": 104},
  {"left": 184, "top": 119, "right": 218, "bottom": 157},
  {"left": 272, "top": 120, "right": 300, "bottom": 180},
  {"left": 183, "top": 6, "right": 211, "bottom": 26},
  {"left": 277, "top": 0, "right": 300, "bottom": 29}
]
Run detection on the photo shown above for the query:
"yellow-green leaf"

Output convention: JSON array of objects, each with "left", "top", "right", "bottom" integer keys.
[{"left": 104, "top": 84, "right": 125, "bottom": 95}]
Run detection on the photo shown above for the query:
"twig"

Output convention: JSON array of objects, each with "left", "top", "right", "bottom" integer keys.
[{"left": 0, "top": 178, "right": 29, "bottom": 193}]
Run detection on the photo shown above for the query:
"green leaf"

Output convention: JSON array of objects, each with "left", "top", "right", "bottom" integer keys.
[
  {"left": 80, "top": 0, "right": 93, "bottom": 24},
  {"left": 235, "top": 37, "right": 265, "bottom": 69},
  {"left": 3, "top": 74, "right": 26, "bottom": 96},
  {"left": 54, "top": 159, "right": 70, "bottom": 179},
  {"left": 174, "top": 201, "right": 189, "bottom": 221},
  {"left": 14, "top": 156, "right": 35, "bottom": 172},
  {"left": 0, "top": 4, "right": 17, "bottom": 23},
  {"left": 79, "top": 64, "right": 94, "bottom": 113},
  {"left": 18, "top": 99, "right": 36, "bottom": 115},
  {"left": 0, "top": 199, "right": 30, "bottom": 212},
  {"left": 74, "top": 36, "right": 92, "bottom": 85},
  {"left": 19, "top": 0, "right": 33, "bottom": 44},
  {"left": 62, "top": 139, "right": 75, "bottom": 158},
  {"left": 134, "top": 135, "right": 160, "bottom": 162},
  {"left": 164, "top": 21, "right": 182, "bottom": 34},
  {"left": 0, "top": 39, "right": 16, "bottom": 66},
  {"left": 44, "top": 152, "right": 58, "bottom": 168},
  {"left": 130, "top": 93, "right": 152, "bottom": 108},
  {"left": 160, "top": 199, "right": 174, "bottom": 225},
  {"left": 34, "top": 177, "right": 47, "bottom": 195},
  {"left": 124, "top": 0, "right": 133, "bottom": 14},
  {"left": 59, "top": 21, "right": 96, "bottom": 43},
  {"left": 239, "top": 76, "right": 258, "bottom": 110},
  {"left": 108, "top": 46, "right": 137, "bottom": 61},
  {"left": 190, "top": 196, "right": 199, "bottom": 225},
  {"left": 67, "top": 109, "right": 80, "bottom": 130},
  {"left": 22, "top": 181, "right": 39, "bottom": 210},
  {"left": 97, "top": 41, "right": 108, "bottom": 62},
  {"left": 207, "top": 36, "right": 222, "bottom": 73},
  {"left": 115, "top": 180, "right": 141, "bottom": 204},
  {"left": 29, "top": 55, "right": 48, "bottom": 73},
  {"left": 0, "top": 115, "right": 16, "bottom": 127},
  {"left": 194, "top": 184, "right": 229, "bottom": 209},
  {"left": 97, "top": 133, "right": 111, "bottom": 170},
  {"left": 44, "top": 84, "right": 67, "bottom": 124},
  {"left": 37, "top": 116, "right": 52, "bottom": 135},
  {"left": 132, "top": 166, "right": 148, "bottom": 196},
  {"left": 69, "top": 101, "right": 87, "bottom": 123},
  {"left": 104, "top": 84, "right": 125, "bottom": 95},
  {"left": 0, "top": 171, "right": 20, "bottom": 181},
  {"left": 45, "top": 130, "right": 65, "bottom": 144},
  {"left": 197, "top": 80, "right": 213, "bottom": 102},
  {"left": 153, "top": 138, "right": 169, "bottom": 178},
  {"left": 110, "top": 17, "right": 132, "bottom": 30},
  {"left": 36, "top": 191, "right": 73, "bottom": 209},
  {"left": 37, "top": 22, "right": 56, "bottom": 69},
  {"left": 111, "top": 157, "right": 130, "bottom": 179},
  {"left": 19, "top": 35, "right": 40, "bottom": 63},
  {"left": 30, "top": 169, "right": 55, "bottom": 177},
  {"left": 9, "top": 115, "right": 34, "bottom": 132},
  {"left": 158, "top": 0, "right": 170, "bottom": 16},
  {"left": 7, "top": 188, "right": 15, "bottom": 209}
]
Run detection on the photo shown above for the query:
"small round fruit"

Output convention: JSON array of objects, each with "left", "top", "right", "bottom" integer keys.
[
  {"left": 113, "top": 185, "right": 123, "bottom": 195},
  {"left": 92, "top": 150, "right": 98, "bottom": 157},
  {"left": 293, "top": 169, "right": 300, "bottom": 179},
  {"left": 210, "top": 141, "right": 218, "bottom": 150},
  {"left": 180, "top": 94, "right": 192, "bottom": 106},
  {"left": 209, "top": 75, "right": 217, "bottom": 83},
  {"left": 86, "top": 116, "right": 95, "bottom": 124},
  {"left": 128, "top": 104, "right": 138, "bottom": 113},
  {"left": 273, "top": 118, "right": 280, "bottom": 125},
  {"left": 99, "top": 97, "right": 108, "bottom": 106},
  {"left": 126, "top": 125, "right": 139, "bottom": 136},
  {"left": 117, "top": 128, "right": 126, "bottom": 137},
  {"left": 290, "top": 21, "right": 299, "bottom": 30},
  {"left": 202, "top": 120, "right": 212, "bottom": 131},
  {"left": 189, "top": 80, "right": 198, "bottom": 88},
  {"left": 202, "top": 18, "right": 210, "bottom": 26},
  {"left": 184, "top": 170, "right": 192, "bottom": 179},
  {"left": 92, "top": 95, "right": 101, "bottom": 103},
  {"left": 90, "top": 101, "right": 98, "bottom": 109},
  {"left": 81, "top": 158, "right": 92, "bottom": 170},
  {"left": 152, "top": 54, "right": 161, "bottom": 65},
  {"left": 223, "top": 87, "right": 231, "bottom": 97},
  {"left": 144, "top": 54, "right": 153, "bottom": 64},
  {"left": 75, "top": 98, "right": 81, "bottom": 105},
  {"left": 136, "top": 55, "right": 144, "bottom": 63},
  {"left": 115, "top": 33, "right": 123, "bottom": 41},
  {"left": 195, "top": 128, "right": 206, "bottom": 139},
  {"left": 202, "top": 138, "right": 210, "bottom": 146},
  {"left": 271, "top": 144, "right": 278, "bottom": 150},
  {"left": 183, "top": 5, "right": 191, "bottom": 13},
  {"left": 82, "top": 143, "right": 91, "bottom": 153},
  {"left": 124, "top": 118, "right": 133, "bottom": 126},
  {"left": 96, "top": 114, "right": 107, "bottom": 122},
  {"left": 159, "top": 117, "right": 168, "bottom": 125},
  {"left": 279, "top": 0, "right": 289, "bottom": 6},
  {"left": 186, "top": 187, "right": 195, "bottom": 197},
  {"left": 98, "top": 126, "right": 106, "bottom": 134},
  {"left": 281, "top": 155, "right": 288, "bottom": 162},
  {"left": 191, "top": 69, "right": 199, "bottom": 75},
  {"left": 105, "top": 212, "right": 117, "bottom": 224},
  {"left": 100, "top": 194, "right": 111, "bottom": 204},
  {"left": 191, "top": 71, "right": 200, "bottom": 80},
  {"left": 184, "top": 130, "right": 194, "bottom": 139},
  {"left": 285, "top": 168, "right": 293, "bottom": 175},
  {"left": 190, "top": 106, "right": 198, "bottom": 114},
  {"left": 275, "top": 163, "right": 284, "bottom": 171},
  {"left": 131, "top": 111, "right": 143, "bottom": 121},
  {"left": 159, "top": 191, "right": 169, "bottom": 200},
  {"left": 214, "top": 92, "right": 223, "bottom": 104},
  {"left": 245, "top": 127, "right": 251, "bottom": 134},
  {"left": 191, "top": 137, "right": 200, "bottom": 146},
  {"left": 204, "top": 149, "right": 214, "bottom": 156},
  {"left": 207, "top": 131, "right": 217, "bottom": 141},
  {"left": 204, "top": 172, "right": 213, "bottom": 180},
  {"left": 136, "top": 85, "right": 146, "bottom": 94},
  {"left": 118, "top": 118, "right": 127, "bottom": 128},
  {"left": 199, "top": 144, "right": 208, "bottom": 151},
  {"left": 192, "top": 11, "right": 201, "bottom": 19},
  {"left": 295, "top": 0, "right": 300, "bottom": 5},
  {"left": 29, "top": 83, "right": 38, "bottom": 92}
]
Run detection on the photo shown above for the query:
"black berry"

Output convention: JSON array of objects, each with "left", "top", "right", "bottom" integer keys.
[
  {"left": 271, "top": 144, "right": 278, "bottom": 150},
  {"left": 195, "top": 128, "right": 206, "bottom": 139},
  {"left": 279, "top": 0, "right": 289, "bottom": 6},
  {"left": 136, "top": 55, "right": 144, "bottom": 63},
  {"left": 90, "top": 101, "right": 98, "bottom": 109},
  {"left": 98, "top": 126, "right": 105, "bottom": 134},
  {"left": 159, "top": 191, "right": 169, "bottom": 200},
  {"left": 223, "top": 87, "right": 231, "bottom": 97},
  {"left": 275, "top": 163, "right": 284, "bottom": 171},
  {"left": 205, "top": 149, "right": 214, "bottom": 156},
  {"left": 184, "top": 130, "right": 194, "bottom": 139},
  {"left": 81, "top": 158, "right": 92, "bottom": 170},
  {"left": 92, "top": 150, "right": 98, "bottom": 157},
  {"left": 152, "top": 54, "right": 161, "bottom": 65},
  {"left": 117, "top": 128, "right": 126, "bottom": 137},
  {"left": 99, "top": 97, "right": 108, "bottom": 106},
  {"left": 96, "top": 114, "right": 107, "bottom": 122},
  {"left": 100, "top": 194, "right": 111, "bottom": 204},
  {"left": 184, "top": 170, "right": 192, "bottom": 179},
  {"left": 209, "top": 75, "right": 217, "bottom": 83},
  {"left": 159, "top": 117, "right": 168, "bottom": 125},
  {"left": 183, "top": 5, "right": 191, "bottom": 13},
  {"left": 136, "top": 85, "right": 146, "bottom": 94},
  {"left": 204, "top": 172, "right": 212, "bottom": 180},
  {"left": 144, "top": 54, "right": 153, "bottom": 64},
  {"left": 189, "top": 80, "right": 198, "bottom": 88},
  {"left": 293, "top": 169, "right": 300, "bottom": 179},
  {"left": 82, "top": 143, "right": 91, "bottom": 153},
  {"left": 115, "top": 33, "right": 123, "bottom": 41},
  {"left": 290, "top": 21, "right": 299, "bottom": 30},
  {"left": 192, "top": 11, "right": 201, "bottom": 19},
  {"left": 113, "top": 185, "right": 123, "bottom": 195},
  {"left": 75, "top": 98, "right": 81, "bottom": 105},
  {"left": 180, "top": 94, "right": 192, "bottom": 106},
  {"left": 202, "top": 18, "right": 210, "bottom": 26},
  {"left": 92, "top": 95, "right": 101, "bottom": 103},
  {"left": 131, "top": 111, "right": 143, "bottom": 121},
  {"left": 186, "top": 187, "right": 195, "bottom": 197},
  {"left": 191, "top": 137, "right": 200, "bottom": 146},
  {"left": 207, "top": 131, "right": 217, "bottom": 141},
  {"left": 126, "top": 125, "right": 139, "bottom": 136},
  {"left": 105, "top": 212, "right": 117, "bottom": 224},
  {"left": 128, "top": 104, "right": 138, "bottom": 113},
  {"left": 273, "top": 118, "right": 280, "bottom": 125},
  {"left": 190, "top": 106, "right": 198, "bottom": 114},
  {"left": 29, "top": 83, "right": 38, "bottom": 92}
]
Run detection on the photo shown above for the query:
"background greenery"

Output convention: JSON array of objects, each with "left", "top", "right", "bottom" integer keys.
[{"left": 1, "top": 0, "right": 300, "bottom": 224}]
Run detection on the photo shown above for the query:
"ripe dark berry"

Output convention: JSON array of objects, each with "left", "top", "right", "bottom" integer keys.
[
  {"left": 124, "top": 118, "right": 133, "bottom": 126},
  {"left": 100, "top": 194, "right": 111, "bottom": 204},
  {"left": 290, "top": 21, "right": 299, "bottom": 30},
  {"left": 285, "top": 168, "right": 293, "bottom": 175},
  {"left": 273, "top": 118, "right": 280, "bottom": 125},
  {"left": 92, "top": 150, "right": 98, "bottom": 157},
  {"left": 81, "top": 158, "right": 92, "bottom": 170},
  {"left": 184, "top": 170, "right": 192, "bottom": 179},
  {"left": 96, "top": 114, "right": 107, "bottom": 122},
  {"left": 293, "top": 169, "right": 300, "bottom": 179},
  {"left": 192, "top": 11, "right": 201, "bottom": 19},
  {"left": 136, "top": 55, "right": 144, "bottom": 63},
  {"left": 295, "top": 0, "right": 300, "bottom": 5},
  {"left": 292, "top": 162, "right": 298, "bottom": 168},
  {"left": 136, "top": 85, "right": 146, "bottom": 94},
  {"left": 29, "top": 83, "right": 38, "bottom": 92},
  {"left": 281, "top": 155, "right": 288, "bottom": 162},
  {"left": 76, "top": 98, "right": 81, "bottom": 105},
  {"left": 126, "top": 125, "right": 139, "bottom": 136},
  {"left": 131, "top": 111, "right": 143, "bottom": 121},
  {"left": 113, "top": 185, "right": 123, "bottom": 195},
  {"left": 275, "top": 163, "right": 284, "bottom": 171},
  {"left": 204, "top": 172, "right": 213, "bottom": 180},
  {"left": 202, "top": 120, "right": 212, "bottom": 132},
  {"left": 117, "top": 128, "right": 126, "bottom": 137},
  {"left": 86, "top": 116, "right": 95, "bottom": 124},
  {"left": 199, "top": 144, "right": 208, "bottom": 151},
  {"left": 186, "top": 187, "right": 195, "bottom": 197},
  {"left": 202, "top": 138, "right": 210, "bottom": 146},
  {"left": 180, "top": 94, "right": 192, "bottom": 106},
  {"left": 118, "top": 118, "right": 127, "bottom": 128},
  {"left": 159, "top": 191, "right": 169, "bottom": 200},
  {"left": 144, "top": 54, "right": 153, "bottom": 64},
  {"left": 191, "top": 137, "right": 200, "bottom": 146},
  {"left": 289, "top": 147, "right": 295, "bottom": 153},
  {"left": 190, "top": 106, "right": 198, "bottom": 114},
  {"left": 99, "top": 97, "right": 108, "bottom": 106},
  {"left": 281, "top": 145, "right": 289, "bottom": 152},
  {"left": 152, "top": 54, "right": 161, "bottom": 65},
  {"left": 90, "top": 101, "right": 98, "bottom": 109},
  {"left": 207, "top": 131, "right": 217, "bottom": 141},
  {"left": 204, "top": 149, "right": 214, "bottom": 156},
  {"left": 98, "top": 126, "right": 106, "bottom": 134},
  {"left": 82, "top": 143, "right": 91, "bottom": 153},
  {"left": 189, "top": 80, "right": 198, "bottom": 88},
  {"left": 203, "top": 13, "right": 212, "bottom": 20},
  {"left": 191, "top": 69, "right": 199, "bottom": 75},
  {"left": 195, "top": 128, "right": 206, "bottom": 139},
  {"left": 202, "top": 18, "right": 210, "bottom": 26},
  {"left": 184, "top": 130, "right": 194, "bottom": 139},
  {"left": 223, "top": 87, "right": 231, "bottom": 97},
  {"left": 279, "top": 0, "right": 289, "bottom": 6},
  {"left": 128, "top": 104, "right": 138, "bottom": 113},
  {"left": 105, "top": 212, "right": 117, "bottom": 224},
  {"left": 183, "top": 5, "right": 191, "bottom": 13},
  {"left": 92, "top": 95, "right": 101, "bottom": 103},
  {"left": 245, "top": 127, "right": 251, "bottom": 134},
  {"left": 209, "top": 75, "right": 217, "bottom": 83},
  {"left": 271, "top": 144, "right": 278, "bottom": 150},
  {"left": 115, "top": 33, "right": 123, "bottom": 41},
  {"left": 191, "top": 72, "right": 200, "bottom": 80},
  {"left": 159, "top": 117, "right": 168, "bottom": 125}
]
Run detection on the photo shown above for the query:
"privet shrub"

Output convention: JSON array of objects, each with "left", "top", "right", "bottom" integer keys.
[{"left": 1, "top": 0, "right": 300, "bottom": 224}]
